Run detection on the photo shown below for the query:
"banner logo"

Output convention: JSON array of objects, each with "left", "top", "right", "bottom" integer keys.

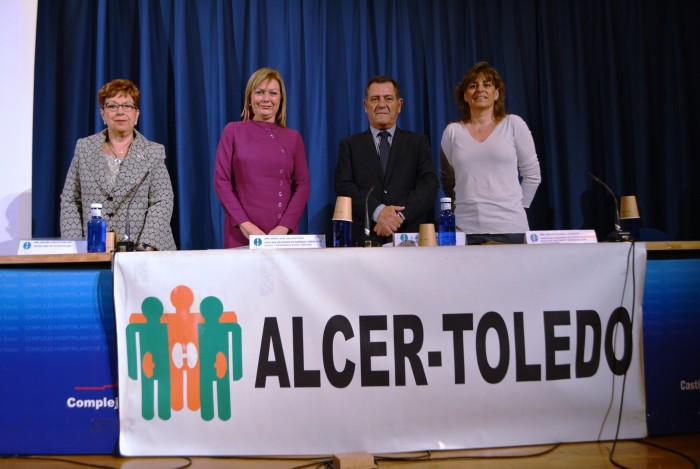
[{"left": 126, "top": 285, "right": 243, "bottom": 421}]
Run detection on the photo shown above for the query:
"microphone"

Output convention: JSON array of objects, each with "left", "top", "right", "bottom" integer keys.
[
  {"left": 116, "top": 171, "right": 150, "bottom": 252},
  {"left": 364, "top": 187, "right": 374, "bottom": 239},
  {"left": 587, "top": 172, "right": 630, "bottom": 242},
  {"left": 364, "top": 187, "right": 381, "bottom": 247}
]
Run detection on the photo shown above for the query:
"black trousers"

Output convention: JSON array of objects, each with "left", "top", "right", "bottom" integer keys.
[{"left": 466, "top": 233, "right": 525, "bottom": 245}]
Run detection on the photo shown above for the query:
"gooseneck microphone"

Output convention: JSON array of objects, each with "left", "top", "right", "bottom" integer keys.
[
  {"left": 364, "top": 187, "right": 375, "bottom": 247},
  {"left": 364, "top": 187, "right": 374, "bottom": 239},
  {"left": 587, "top": 172, "right": 630, "bottom": 242},
  {"left": 116, "top": 171, "right": 150, "bottom": 252}
]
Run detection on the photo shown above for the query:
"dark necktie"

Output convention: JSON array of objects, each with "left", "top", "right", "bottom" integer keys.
[{"left": 378, "top": 130, "right": 390, "bottom": 174}]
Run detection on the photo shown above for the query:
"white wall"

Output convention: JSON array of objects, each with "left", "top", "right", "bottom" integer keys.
[{"left": 0, "top": 0, "right": 37, "bottom": 254}]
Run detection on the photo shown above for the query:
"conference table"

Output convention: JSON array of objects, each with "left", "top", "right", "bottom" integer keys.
[{"left": 0, "top": 241, "right": 698, "bottom": 455}]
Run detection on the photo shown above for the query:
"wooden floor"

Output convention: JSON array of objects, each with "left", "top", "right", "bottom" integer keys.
[{"left": 1, "top": 434, "right": 698, "bottom": 468}]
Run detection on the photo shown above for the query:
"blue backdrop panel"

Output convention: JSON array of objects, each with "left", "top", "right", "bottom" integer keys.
[
  {"left": 0, "top": 268, "right": 118, "bottom": 455},
  {"left": 643, "top": 257, "right": 700, "bottom": 435}
]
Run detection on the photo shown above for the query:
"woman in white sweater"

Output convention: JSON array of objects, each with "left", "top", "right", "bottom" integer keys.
[{"left": 440, "top": 61, "right": 541, "bottom": 244}]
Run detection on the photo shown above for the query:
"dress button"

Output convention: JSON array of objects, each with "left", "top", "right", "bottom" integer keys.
[
  {"left": 278, "top": 202, "right": 282, "bottom": 208},
  {"left": 277, "top": 214, "right": 282, "bottom": 219},
  {"left": 383, "top": 189, "right": 388, "bottom": 194},
  {"left": 279, "top": 180, "right": 283, "bottom": 185},
  {"left": 279, "top": 169, "right": 284, "bottom": 174},
  {"left": 280, "top": 149, "right": 285, "bottom": 153},
  {"left": 278, "top": 192, "right": 282, "bottom": 196}
]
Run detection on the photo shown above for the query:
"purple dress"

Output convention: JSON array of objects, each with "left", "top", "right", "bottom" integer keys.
[{"left": 214, "top": 120, "right": 311, "bottom": 248}]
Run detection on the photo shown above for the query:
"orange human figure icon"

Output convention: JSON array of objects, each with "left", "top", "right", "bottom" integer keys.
[{"left": 161, "top": 285, "right": 204, "bottom": 411}]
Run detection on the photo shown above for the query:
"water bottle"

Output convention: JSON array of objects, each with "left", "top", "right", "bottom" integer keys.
[
  {"left": 438, "top": 197, "right": 456, "bottom": 246},
  {"left": 87, "top": 203, "right": 107, "bottom": 253}
]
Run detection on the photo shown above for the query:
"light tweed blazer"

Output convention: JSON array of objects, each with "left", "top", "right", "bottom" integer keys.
[{"left": 60, "top": 130, "right": 177, "bottom": 250}]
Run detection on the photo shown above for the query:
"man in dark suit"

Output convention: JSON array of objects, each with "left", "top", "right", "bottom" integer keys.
[{"left": 335, "top": 76, "right": 439, "bottom": 246}]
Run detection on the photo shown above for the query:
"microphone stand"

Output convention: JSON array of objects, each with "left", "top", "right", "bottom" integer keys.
[
  {"left": 363, "top": 187, "right": 382, "bottom": 247},
  {"left": 587, "top": 172, "right": 631, "bottom": 242},
  {"left": 116, "top": 171, "right": 150, "bottom": 252}
]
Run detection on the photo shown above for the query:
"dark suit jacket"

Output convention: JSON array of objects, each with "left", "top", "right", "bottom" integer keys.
[{"left": 334, "top": 128, "right": 438, "bottom": 245}]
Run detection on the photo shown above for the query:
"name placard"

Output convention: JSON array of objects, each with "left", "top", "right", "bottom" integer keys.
[
  {"left": 525, "top": 230, "right": 598, "bottom": 244},
  {"left": 393, "top": 232, "right": 419, "bottom": 246},
  {"left": 393, "top": 232, "right": 467, "bottom": 246},
  {"left": 249, "top": 234, "right": 326, "bottom": 249},
  {"left": 17, "top": 239, "right": 86, "bottom": 255}
]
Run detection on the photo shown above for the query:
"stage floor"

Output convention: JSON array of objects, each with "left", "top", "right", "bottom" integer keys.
[{"left": 1, "top": 434, "right": 698, "bottom": 468}]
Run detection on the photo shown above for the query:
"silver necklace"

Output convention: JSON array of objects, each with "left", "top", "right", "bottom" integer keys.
[{"left": 106, "top": 140, "right": 133, "bottom": 164}]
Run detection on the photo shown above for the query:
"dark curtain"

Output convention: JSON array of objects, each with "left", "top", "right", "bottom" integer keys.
[{"left": 32, "top": 0, "right": 700, "bottom": 249}]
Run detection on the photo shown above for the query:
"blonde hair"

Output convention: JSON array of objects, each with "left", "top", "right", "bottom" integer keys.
[{"left": 241, "top": 67, "right": 287, "bottom": 127}]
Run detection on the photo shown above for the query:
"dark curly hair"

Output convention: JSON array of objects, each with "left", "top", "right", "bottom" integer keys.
[{"left": 455, "top": 61, "right": 506, "bottom": 123}]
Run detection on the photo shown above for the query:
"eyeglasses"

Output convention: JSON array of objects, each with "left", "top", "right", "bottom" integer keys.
[{"left": 103, "top": 102, "right": 137, "bottom": 112}]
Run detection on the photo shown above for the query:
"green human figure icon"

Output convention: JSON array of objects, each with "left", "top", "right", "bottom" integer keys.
[
  {"left": 198, "top": 296, "right": 243, "bottom": 421},
  {"left": 126, "top": 296, "right": 171, "bottom": 420}
]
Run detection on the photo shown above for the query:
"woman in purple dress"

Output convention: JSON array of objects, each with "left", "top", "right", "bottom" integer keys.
[{"left": 215, "top": 68, "right": 311, "bottom": 248}]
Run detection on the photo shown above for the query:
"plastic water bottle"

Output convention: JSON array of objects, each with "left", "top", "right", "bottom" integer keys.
[
  {"left": 438, "top": 197, "right": 456, "bottom": 246},
  {"left": 87, "top": 203, "right": 107, "bottom": 253}
]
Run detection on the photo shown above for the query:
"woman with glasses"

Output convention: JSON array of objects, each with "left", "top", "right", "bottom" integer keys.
[
  {"left": 60, "top": 79, "right": 176, "bottom": 251},
  {"left": 214, "top": 68, "right": 310, "bottom": 248}
]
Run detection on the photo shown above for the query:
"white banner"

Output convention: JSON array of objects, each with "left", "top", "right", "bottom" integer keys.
[{"left": 113, "top": 243, "right": 647, "bottom": 456}]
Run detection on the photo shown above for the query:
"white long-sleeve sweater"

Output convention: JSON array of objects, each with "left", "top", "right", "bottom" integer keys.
[{"left": 440, "top": 114, "right": 541, "bottom": 234}]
